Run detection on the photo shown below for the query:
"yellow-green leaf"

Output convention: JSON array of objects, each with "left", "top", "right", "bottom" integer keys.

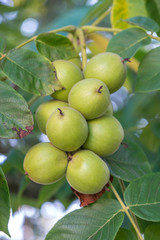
[{"left": 111, "top": 0, "right": 148, "bottom": 29}]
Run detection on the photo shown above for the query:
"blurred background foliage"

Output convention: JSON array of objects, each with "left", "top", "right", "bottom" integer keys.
[{"left": 0, "top": 0, "right": 160, "bottom": 239}]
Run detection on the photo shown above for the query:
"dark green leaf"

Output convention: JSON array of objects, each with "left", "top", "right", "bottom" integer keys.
[
  {"left": 2, "top": 149, "right": 25, "bottom": 174},
  {"left": 107, "top": 28, "right": 151, "bottom": 58},
  {"left": 0, "top": 4, "right": 21, "bottom": 13},
  {"left": 105, "top": 139, "right": 152, "bottom": 182},
  {"left": 36, "top": 33, "right": 79, "bottom": 61},
  {"left": 151, "top": 119, "right": 160, "bottom": 139},
  {"left": 0, "top": 48, "right": 62, "bottom": 96},
  {"left": 37, "top": 178, "right": 65, "bottom": 207},
  {"left": 140, "top": 123, "right": 160, "bottom": 153},
  {"left": 80, "top": 0, "right": 112, "bottom": 26},
  {"left": 11, "top": 193, "right": 37, "bottom": 212},
  {"left": 123, "top": 16, "right": 160, "bottom": 32},
  {"left": 136, "top": 217, "right": 153, "bottom": 234},
  {"left": 136, "top": 47, "right": 160, "bottom": 92},
  {"left": 45, "top": 199, "right": 124, "bottom": 240},
  {"left": 0, "top": 82, "right": 33, "bottom": 139},
  {"left": 146, "top": 0, "right": 160, "bottom": 35},
  {"left": 144, "top": 223, "right": 160, "bottom": 240},
  {"left": 115, "top": 228, "right": 137, "bottom": 240},
  {"left": 124, "top": 173, "right": 160, "bottom": 221},
  {"left": 153, "top": 0, "right": 160, "bottom": 12},
  {"left": 17, "top": 176, "right": 30, "bottom": 201},
  {"left": 0, "top": 69, "right": 7, "bottom": 81},
  {"left": 0, "top": 167, "right": 10, "bottom": 236},
  {"left": 0, "top": 37, "right": 6, "bottom": 53},
  {"left": 56, "top": 182, "right": 73, "bottom": 208}
]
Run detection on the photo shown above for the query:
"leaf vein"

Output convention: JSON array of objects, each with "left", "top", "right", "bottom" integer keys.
[
  {"left": 129, "top": 201, "right": 160, "bottom": 207},
  {"left": 118, "top": 35, "right": 148, "bottom": 54},
  {"left": 5, "top": 55, "right": 42, "bottom": 82},
  {"left": 87, "top": 209, "right": 122, "bottom": 240}
]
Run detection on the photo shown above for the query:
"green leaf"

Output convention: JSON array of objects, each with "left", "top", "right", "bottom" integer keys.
[
  {"left": 153, "top": 0, "right": 160, "bottom": 12},
  {"left": 55, "top": 182, "right": 73, "bottom": 208},
  {"left": 136, "top": 47, "right": 160, "bottom": 92},
  {"left": 0, "top": 37, "right": 6, "bottom": 53},
  {"left": 151, "top": 119, "right": 160, "bottom": 139},
  {"left": 37, "top": 178, "right": 65, "bottom": 207},
  {"left": 144, "top": 223, "right": 160, "bottom": 240},
  {"left": 136, "top": 217, "right": 153, "bottom": 234},
  {"left": 0, "top": 48, "right": 62, "bottom": 96},
  {"left": 146, "top": 0, "right": 160, "bottom": 35},
  {"left": 36, "top": 33, "right": 79, "bottom": 61},
  {"left": 111, "top": 0, "right": 148, "bottom": 29},
  {"left": 10, "top": 193, "right": 37, "bottom": 212},
  {"left": 115, "top": 228, "right": 137, "bottom": 240},
  {"left": 0, "top": 82, "right": 33, "bottom": 139},
  {"left": 104, "top": 139, "right": 151, "bottom": 182},
  {"left": 0, "top": 167, "right": 10, "bottom": 236},
  {"left": 123, "top": 16, "right": 160, "bottom": 32},
  {"left": 17, "top": 176, "right": 30, "bottom": 202},
  {"left": 0, "top": 3, "right": 21, "bottom": 13},
  {"left": 140, "top": 123, "right": 160, "bottom": 153},
  {"left": 124, "top": 172, "right": 160, "bottom": 221},
  {"left": 107, "top": 28, "right": 151, "bottom": 58},
  {"left": 80, "top": 0, "right": 112, "bottom": 26},
  {"left": 45, "top": 199, "right": 124, "bottom": 240},
  {"left": 2, "top": 149, "right": 25, "bottom": 174},
  {"left": 0, "top": 69, "right": 7, "bottom": 81}
]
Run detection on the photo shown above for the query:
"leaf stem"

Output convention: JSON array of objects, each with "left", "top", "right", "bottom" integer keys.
[
  {"left": 82, "top": 25, "right": 160, "bottom": 43},
  {"left": 0, "top": 25, "right": 76, "bottom": 62},
  {"left": 109, "top": 181, "right": 143, "bottom": 240},
  {"left": 92, "top": 7, "right": 112, "bottom": 26},
  {"left": 72, "top": 34, "right": 80, "bottom": 53},
  {"left": 148, "top": 34, "right": 160, "bottom": 41},
  {"left": 28, "top": 95, "right": 39, "bottom": 107},
  {"left": 82, "top": 25, "right": 121, "bottom": 34},
  {"left": 118, "top": 179, "right": 141, "bottom": 233},
  {"left": 118, "top": 179, "right": 126, "bottom": 194},
  {"left": 0, "top": 54, "right": 6, "bottom": 61},
  {"left": 16, "top": 36, "right": 36, "bottom": 49},
  {"left": 76, "top": 28, "right": 87, "bottom": 70}
]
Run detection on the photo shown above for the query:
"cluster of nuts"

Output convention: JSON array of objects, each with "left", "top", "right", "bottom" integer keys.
[{"left": 23, "top": 52, "right": 126, "bottom": 195}]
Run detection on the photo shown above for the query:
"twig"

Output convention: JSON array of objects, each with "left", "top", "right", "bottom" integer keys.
[
  {"left": 76, "top": 28, "right": 87, "bottom": 70},
  {"left": 0, "top": 25, "right": 76, "bottom": 61},
  {"left": 118, "top": 179, "right": 141, "bottom": 233},
  {"left": 109, "top": 181, "right": 143, "bottom": 240},
  {"left": 28, "top": 96, "right": 39, "bottom": 107},
  {"left": 92, "top": 7, "right": 112, "bottom": 26}
]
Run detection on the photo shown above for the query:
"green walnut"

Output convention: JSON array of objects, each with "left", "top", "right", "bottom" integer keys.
[
  {"left": 23, "top": 142, "right": 68, "bottom": 185},
  {"left": 84, "top": 52, "right": 126, "bottom": 93},
  {"left": 68, "top": 78, "right": 110, "bottom": 120},
  {"left": 51, "top": 60, "right": 83, "bottom": 101},
  {"left": 83, "top": 115, "right": 124, "bottom": 156},
  {"left": 66, "top": 149, "right": 110, "bottom": 194},
  {"left": 46, "top": 106, "right": 88, "bottom": 152},
  {"left": 35, "top": 100, "right": 68, "bottom": 134},
  {"left": 105, "top": 101, "right": 113, "bottom": 116},
  {"left": 68, "top": 58, "right": 82, "bottom": 69}
]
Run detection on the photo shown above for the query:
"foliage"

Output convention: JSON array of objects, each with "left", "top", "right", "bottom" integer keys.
[{"left": 0, "top": 0, "right": 160, "bottom": 239}]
